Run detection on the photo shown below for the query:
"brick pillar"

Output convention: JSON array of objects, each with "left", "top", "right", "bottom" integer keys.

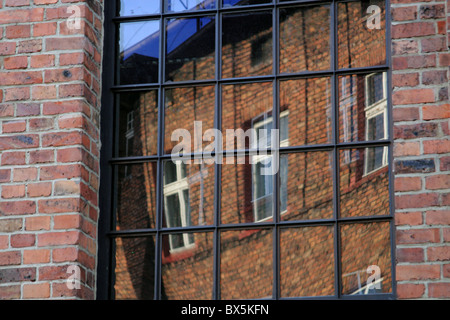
[
  {"left": 392, "top": 0, "right": 450, "bottom": 299},
  {"left": 0, "top": 0, "right": 103, "bottom": 299}
]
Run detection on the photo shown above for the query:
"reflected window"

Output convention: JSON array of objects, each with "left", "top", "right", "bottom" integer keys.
[
  {"left": 103, "top": 0, "right": 392, "bottom": 300},
  {"left": 364, "top": 72, "right": 388, "bottom": 175},
  {"left": 252, "top": 112, "right": 289, "bottom": 221},
  {"left": 164, "top": 161, "right": 194, "bottom": 251}
]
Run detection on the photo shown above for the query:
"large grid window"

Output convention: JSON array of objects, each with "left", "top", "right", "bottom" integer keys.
[{"left": 98, "top": 0, "right": 394, "bottom": 300}]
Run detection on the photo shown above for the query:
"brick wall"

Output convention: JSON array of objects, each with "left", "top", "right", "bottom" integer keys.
[
  {"left": 0, "top": 0, "right": 103, "bottom": 299},
  {"left": 0, "top": 0, "right": 449, "bottom": 300},
  {"left": 392, "top": 0, "right": 450, "bottom": 299}
]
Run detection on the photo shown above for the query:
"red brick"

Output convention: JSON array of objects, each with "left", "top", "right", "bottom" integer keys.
[
  {"left": 42, "top": 131, "right": 83, "bottom": 147},
  {"left": 29, "top": 149, "right": 54, "bottom": 164},
  {"left": 393, "top": 141, "right": 420, "bottom": 157},
  {"left": 396, "top": 283, "right": 425, "bottom": 299},
  {"left": 11, "top": 234, "right": 36, "bottom": 248},
  {"left": 428, "top": 283, "right": 450, "bottom": 298},
  {"left": 40, "top": 164, "right": 81, "bottom": 180},
  {"left": 395, "top": 211, "right": 423, "bottom": 226},
  {"left": 13, "top": 167, "right": 38, "bottom": 182},
  {"left": 0, "top": 8, "right": 44, "bottom": 24},
  {"left": 38, "top": 198, "right": 80, "bottom": 214},
  {"left": 426, "top": 210, "right": 450, "bottom": 225},
  {"left": 31, "top": 85, "right": 56, "bottom": 100},
  {"left": 0, "top": 42, "right": 16, "bottom": 56},
  {"left": 23, "top": 283, "right": 50, "bottom": 299},
  {"left": 17, "top": 39, "right": 42, "bottom": 54},
  {"left": 0, "top": 219, "right": 22, "bottom": 232},
  {"left": 37, "top": 231, "right": 80, "bottom": 247},
  {"left": 3, "top": 56, "right": 28, "bottom": 70},
  {"left": 29, "top": 118, "right": 54, "bottom": 131},
  {"left": 2, "top": 185, "right": 26, "bottom": 199},
  {"left": 396, "top": 228, "right": 440, "bottom": 244},
  {"left": 53, "top": 247, "right": 78, "bottom": 263},
  {"left": 396, "top": 264, "right": 440, "bottom": 281},
  {"left": 393, "top": 89, "right": 435, "bottom": 105},
  {"left": 0, "top": 251, "right": 21, "bottom": 266},
  {"left": 392, "top": 22, "right": 436, "bottom": 39},
  {"left": 1, "top": 151, "right": 26, "bottom": 165},
  {"left": 6, "top": 25, "right": 31, "bottom": 39},
  {"left": 16, "top": 103, "right": 40, "bottom": 116},
  {"left": 33, "top": 22, "right": 57, "bottom": 37},
  {"left": 397, "top": 247, "right": 424, "bottom": 263},
  {"left": 426, "top": 174, "right": 450, "bottom": 190},
  {"left": 53, "top": 214, "right": 80, "bottom": 229},
  {"left": 30, "top": 54, "right": 55, "bottom": 68},
  {"left": 25, "top": 216, "right": 51, "bottom": 231},
  {"left": 0, "top": 200, "right": 36, "bottom": 216},
  {"left": 423, "top": 139, "right": 450, "bottom": 154},
  {"left": 427, "top": 246, "right": 450, "bottom": 261},
  {"left": 0, "top": 71, "right": 42, "bottom": 86},
  {"left": 2, "top": 120, "right": 27, "bottom": 133},
  {"left": 4, "top": 87, "right": 30, "bottom": 101},
  {"left": 423, "top": 104, "right": 450, "bottom": 120}
]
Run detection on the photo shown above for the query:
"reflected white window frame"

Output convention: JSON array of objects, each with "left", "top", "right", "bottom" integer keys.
[
  {"left": 163, "top": 161, "right": 195, "bottom": 252},
  {"left": 124, "top": 110, "right": 134, "bottom": 177},
  {"left": 251, "top": 111, "right": 289, "bottom": 222},
  {"left": 364, "top": 72, "right": 388, "bottom": 176}
]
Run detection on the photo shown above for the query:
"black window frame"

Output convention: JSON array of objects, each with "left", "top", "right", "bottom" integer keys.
[{"left": 97, "top": 0, "right": 396, "bottom": 300}]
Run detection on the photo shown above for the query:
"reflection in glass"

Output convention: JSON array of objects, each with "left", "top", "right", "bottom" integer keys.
[
  {"left": 339, "top": 148, "right": 389, "bottom": 218},
  {"left": 119, "top": 0, "right": 160, "bottom": 16},
  {"left": 161, "top": 232, "right": 214, "bottom": 299},
  {"left": 280, "top": 77, "right": 332, "bottom": 146},
  {"left": 115, "top": 163, "right": 158, "bottom": 230},
  {"left": 338, "top": 0, "right": 386, "bottom": 69},
  {"left": 220, "top": 229, "right": 272, "bottom": 299},
  {"left": 118, "top": 21, "right": 160, "bottom": 85},
  {"left": 280, "top": 226, "right": 334, "bottom": 297},
  {"left": 117, "top": 91, "right": 158, "bottom": 157},
  {"left": 222, "top": 11, "right": 272, "bottom": 78},
  {"left": 166, "top": 17, "right": 215, "bottom": 82},
  {"left": 223, "top": 0, "right": 271, "bottom": 6},
  {"left": 114, "top": 236, "right": 156, "bottom": 300},
  {"left": 280, "top": 5, "right": 331, "bottom": 73},
  {"left": 282, "top": 152, "right": 333, "bottom": 221},
  {"left": 339, "top": 72, "right": 387, "bottom": 143},
  {"left": 221, "top": 82, "right": 273, "bottom": 150},
  {"left": 166, "top": 0, "right": 215, "bottom": 12},
  {"left": 165, "top": 86, "right": 215, "bottom": 154},
  {"left": 163, "top": 159, "right": 215, "bottom": 232},
  {"left": 341, "top": 222, "right": 392, "bottom": 295}
]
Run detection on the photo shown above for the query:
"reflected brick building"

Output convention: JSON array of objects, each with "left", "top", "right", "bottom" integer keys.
[{"left": 113, "top": 0, "right": 392, "bottom": 299}]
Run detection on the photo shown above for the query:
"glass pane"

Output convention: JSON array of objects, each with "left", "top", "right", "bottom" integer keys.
[
  {"left": 162, "top": 232, "right": 214, "bottom": 299},
  {"left": 220, "top": 229, "right": 272, "bottom": 299},
  {"left": 165, "top": 86, "right": 215, "bottom": 155},
  {"left": 280, "top": 5, "right": 331, "bottom": 73},
  {"left": 341, "top": 222, "right": 392, "bottom": 295},
  {"left": 280, "top": 77, "right": 332, "bottom": 146},
  {"left": 221, "top": 155, "right": 277, "bottom": 224},
  {"left": 114, "top": 236, "right": 156, "bottom": 300},
  {"left": 163, "top": 159, "right": 215, "bottom": 227},
  {"left": 118, "top": 21, "right": 160, "bottom": 85},
  {"left": 223, "top": 0, "right": 271, "bottom": 6},
  {"left": 222, "top": 11, "right": 272, "bottom": 78},
  {"left": 119, "top": 0, "right": 161, "bottom": 16},
  {"left": 338, "top": 72, "right": 387, "bottom": 143},
  {"left": 165, "top": 0, "right": 215, "bottom": 12},
  {"left": 338, "top": 0, "right": 386, "bottom": 69},
  {"left": 339, "top": 148, "right": 390, "bottom": 218},
  {"left": 116, "top": 91, "right": 158, "bottom": 157},
  {"left": 115, "top": 163, "right": 157, "bottom": 230},
  {"left": 222, "top": 82, "right": 273, "bottom": 151},
  {"left": 280, "top": 226, "right": 334, "bottom": 297},
  {"left": 166, "top": 17, "right": 215, "bottom": 82},
  {"left": 281, "top": 151, "right": 333, "bottom": 221}
]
